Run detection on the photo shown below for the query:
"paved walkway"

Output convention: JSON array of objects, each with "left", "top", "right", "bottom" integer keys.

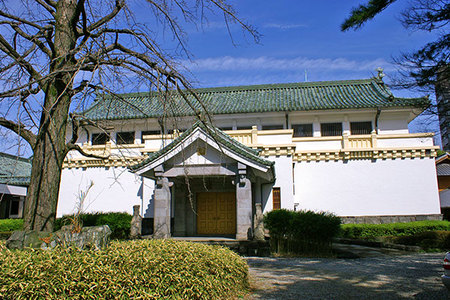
[{"left": 246, "top": 252, "right": 449, "bottom": 299}]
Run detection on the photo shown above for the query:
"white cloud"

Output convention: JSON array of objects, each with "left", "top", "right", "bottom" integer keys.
[
  {"left": 263, "top": 23, "right": 308, "bottom": 30},
  {"left": 182, "top": 56, "right": 396, "bottom": 73}
]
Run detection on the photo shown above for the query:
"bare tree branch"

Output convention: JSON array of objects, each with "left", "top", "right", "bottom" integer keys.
[{"left": 0, "top": 117, "right": 36, "bottom": 147}]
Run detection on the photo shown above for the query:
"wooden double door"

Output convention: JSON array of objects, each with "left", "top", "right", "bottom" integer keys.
[{"left": 197, "top": 192, "right": 236, "bottom": 235}]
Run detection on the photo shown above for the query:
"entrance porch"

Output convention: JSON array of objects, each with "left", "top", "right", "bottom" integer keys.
[{"left": 129, "top": 121, "right": 275, "bottom": 241}]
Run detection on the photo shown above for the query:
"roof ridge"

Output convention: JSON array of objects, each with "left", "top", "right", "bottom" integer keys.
[
  {"left": 81, "top": 76, "right": 430, "bottom": 121},
  {"left": 95, "top": 78, "right": 377, "bottom": 99}
]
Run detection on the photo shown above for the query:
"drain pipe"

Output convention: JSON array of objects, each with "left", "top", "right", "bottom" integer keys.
[{"left": 375, "top": 107, "right": 381, "bottom": 133}]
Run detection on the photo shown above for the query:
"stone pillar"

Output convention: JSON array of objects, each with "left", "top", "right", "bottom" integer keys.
[
  {"left": 130, "top": 205, "right": 142, "bottom": 239},
  {"left": 153, "top": 166, "right": 173, "bottom": 239},
  {"left": 253, "top": 203, "right": 265, "bottom": 241},
  {"left": 236, "top": 163, "right": 252, "bottom": 240}
]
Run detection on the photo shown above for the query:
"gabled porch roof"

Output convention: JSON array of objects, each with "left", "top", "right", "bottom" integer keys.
[{"left": 129, "top": 121, "right": 274, "bottom": 179}]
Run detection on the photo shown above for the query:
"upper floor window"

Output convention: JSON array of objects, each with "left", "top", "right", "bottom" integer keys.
[
  {"left": 236, "top": 125, "right": 252, "bottom": 130},
  {"left": 219, "top": 127, "right": 233, "bottom": 131},
  {"left": 262, "top": 124, "right": 284, "bottom": 130},
  {"left": 292, "top": 124, "right": 313, "bottom": 137},
  {"left": 141, "top": 130, "right": 161, "bottom": 143},
  {"left": 350, "top": 122, "right": 373, "bottom": 135},
  {"left": 116, "top": 131, "right": 135, "bottom": 145},
  {"left": 91, "top": 133, "right": 109, "bottom": 145},
  {"left": 321, "top": 123, "right": 342, "bottom": 136}
]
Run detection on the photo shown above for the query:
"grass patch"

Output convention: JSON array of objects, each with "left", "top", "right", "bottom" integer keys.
[
  {"left": 0, "top": 239, "right": 248, "bottom": 299},
  {"left": 340, "top": 220, "right": 450, "bottom": 239},
  {"left": 0, "top": 219, "right": 23, "bottom": 240},
  {"left": 0, "top": 219, "right": 23, "bottom": 232}
]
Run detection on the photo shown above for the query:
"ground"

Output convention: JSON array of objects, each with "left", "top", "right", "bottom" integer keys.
[{"left": 246, "top": 247, "right": 449, "bottom": 299}]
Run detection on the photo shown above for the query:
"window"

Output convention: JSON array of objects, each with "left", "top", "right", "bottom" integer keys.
[
  {"left": 273, "top": 187, "right": 281, "bottom": 210},
  {"left": 236, "top": 125, "right": 252, "bottom": 130},
  {"left": 142, "top": 130, "right": 160, "bottom": 137},
  {"left": 9, "top": 198, "right": 20, "bottom": 216},
  {"left": 141, "top": 130, "right": 161, "bottom": 143},
  {"left": 116, "top": 132, "right": 135, "bottom": 145},
  {"left": 219, "top": 127, "right": 233, "bottom": 131},
  {"left": 262, "top": 124, "right": 284, "bottom": 130},
  {"left": 350, "top": 122, "right": 373, "bottom": 135},
  {"left": 292, "top": 124, "right": 313, "bottom": 137},
  {"left": 320, "top": 123, "right": 342, "bottom": 136},
  {"left": 91, "top": 133, "right": 109, "bottom": 145}
]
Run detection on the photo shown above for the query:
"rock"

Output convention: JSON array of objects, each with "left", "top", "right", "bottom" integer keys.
[
  {"left": 6, "top": 225, "right": 112, "bottom": 250},
  {"left": 6, "top": 230, "right": 53, "bottom": 250},
  {"left": 53, "top": 225, "right": 112, "bottom": 250}
]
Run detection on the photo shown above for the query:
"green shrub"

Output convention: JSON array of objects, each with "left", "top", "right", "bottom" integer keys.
[
  {"left": 264, "top": 209, "right": 341, "bottom": 255},
  {"left": 0, "top": 219, "right": 23, "bottom": 232},
  {"left": 0, "top": 239, "right": 249, "bottom": 299},
  {"left": 263, "top": 209, "right": 295, "bottom": 239},
  {"left": 390, "top": 230, "right": 450, "bottom": 251},
  {"left": 55, "top": 212, "right": 132, "bottom": 240},
  {"left": 340, "top": 221, "right": 450, "bottom": 239}
]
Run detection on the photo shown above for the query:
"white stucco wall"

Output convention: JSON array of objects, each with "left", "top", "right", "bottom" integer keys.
[
  {"left": 262, "top": 156, "right": 295, "bottom": 213},
  {"left": 294, "top": 157, "right": 440, "bottom": 216},
  {"left": 58, "top": 167, "right": 150, "bottom": 217}
]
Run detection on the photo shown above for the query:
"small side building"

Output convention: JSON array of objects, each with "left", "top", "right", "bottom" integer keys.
[
  {"left": 437, "top": 153, "right": 450, "bottom": 219},
  {"left": 0, "top": 152, "right": 31, "bottom": 219}
]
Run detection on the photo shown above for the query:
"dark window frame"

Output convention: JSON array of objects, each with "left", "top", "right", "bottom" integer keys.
[
  {"left": 262, "top": 124, "right": 284, "bottom": 130},
  {"left": 320, "top": 122, "right": 343, "bottom": 137},
  {"left": 236, "top": 125, "right": 253, "bottom": 130},
  {"left": 350, "top": 121, "right": 373, "bottom": 135},
  {"left": 116, "top": 131, "right": 135, "bottom": 145},
  {"left": 91, "top": 133, "right": 110, "bottom": 145},
  {"left": 9, "top": 198, "right": 20, "bottom": 216},
  {"left": 292, "top": 124, "right": 313, "bottom": 137}
]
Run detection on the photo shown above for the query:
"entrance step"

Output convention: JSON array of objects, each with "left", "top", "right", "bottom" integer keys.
[{"left": 171, "top": 237, "right": 271, "bottom": 257}]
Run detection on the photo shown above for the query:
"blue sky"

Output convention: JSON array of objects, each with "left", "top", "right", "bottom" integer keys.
[
  {"left": 0, "top": 1, "right": 442, "bottom": 155},
  {"left": 168, "top": 0, "right": 438, "bottom": 95},
  {"left": 167, "top": 0, "right": 440, "bottom": 142}
]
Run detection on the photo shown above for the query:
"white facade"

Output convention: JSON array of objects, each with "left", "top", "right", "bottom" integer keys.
[{"left": 58, "top": 108, "right": 441, "bottom": 220}]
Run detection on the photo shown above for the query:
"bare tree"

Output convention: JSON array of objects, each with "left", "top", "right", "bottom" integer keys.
[{"left": 0, "top": 0, "right": 259, "bottom": 231}]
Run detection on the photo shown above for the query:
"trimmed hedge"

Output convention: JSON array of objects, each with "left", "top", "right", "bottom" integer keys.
[
  {"left": 55, "top": 212, "right": 132, "bottom": 240},
  {"left": 0, "top": 219, "right": 23, "bottom": 232},
  {"left": 264, "top": 209, "right": 341, "bottom": 255},
  {"left": 0, "top": 239, "right": 249, "bottom": 299},
  {"left": 389, "top": 230, "right": 450, "bottom": 251},
  {"left": 340, "top": 220, "right": 450, "bottom": 239}
]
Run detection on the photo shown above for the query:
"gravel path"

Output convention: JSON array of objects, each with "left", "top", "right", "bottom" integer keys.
[{"left": 246, "top": 253, "right": 449, "bottom": 299}]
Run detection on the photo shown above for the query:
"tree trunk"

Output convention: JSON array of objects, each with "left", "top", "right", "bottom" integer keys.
[
  {"left": 436, "top": 65, "right": 450, "bottom": 151},
  {"left": 23, "top": 110, "right": 68, "bottom": 231},
  {"left": 23, "top": 0, "right": 79, "bottom": 232}
]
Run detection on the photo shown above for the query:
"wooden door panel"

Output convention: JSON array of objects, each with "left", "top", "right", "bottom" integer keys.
[{"left": 197, "top": 192, "right": 236, "bottom": 235}]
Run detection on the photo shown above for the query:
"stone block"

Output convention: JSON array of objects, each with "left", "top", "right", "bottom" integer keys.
[{"left": 6, "top": 225, "right": 112, "bottom": 250}]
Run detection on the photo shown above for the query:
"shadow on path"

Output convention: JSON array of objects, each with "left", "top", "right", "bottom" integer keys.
[{"left": 247, "top": 253, "right": 449, "bottom": 299}]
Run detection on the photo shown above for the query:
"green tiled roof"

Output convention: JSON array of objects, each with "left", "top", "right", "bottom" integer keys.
[
  {"left": 82, "top": 78, "right": 429, "bottom": 121},
  {"left": 129, "top": 121, "right": 274, "bottom": 173},
  {"left": 0, "top": 152, "right": 32, "bottom": 186}
]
